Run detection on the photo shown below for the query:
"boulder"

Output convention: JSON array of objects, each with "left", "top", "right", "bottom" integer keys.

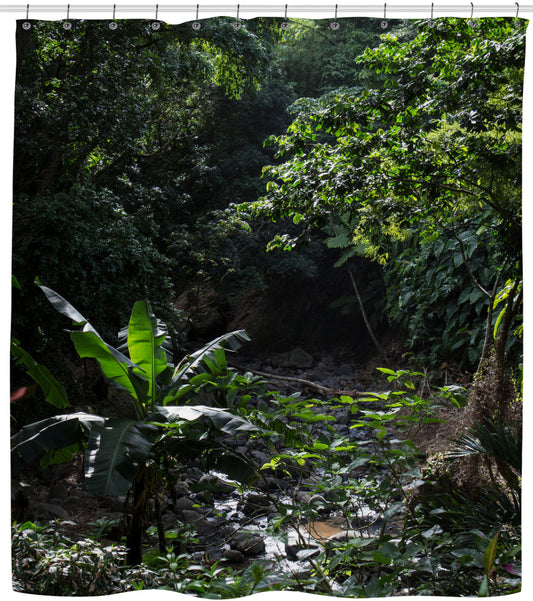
[
  {"left": 232, "top": 534, "right": 266, "bottom": 556},
  {"left": 173, "top": 496, "right": 196, "bottom": 511},
  {"left": 197, "top": 473, "right": 234, "bottom": 495},
  {"left": 223, "top": 549, "right": 246, "bottom": 563},
  {"left": 242, "top": 493, "right": 272, "bottom": 516},
  {"left": 288, "top": 347, "right": 314, "bottom": 369},
  {"left": 33, "top": 502, "right": 70, "bottom": 521}
]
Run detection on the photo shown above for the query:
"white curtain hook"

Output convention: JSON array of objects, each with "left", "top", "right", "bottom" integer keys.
[
  {"left": 109, "top": 3, "right": 118, "bottom": 29},
  {"left": 514, "top": 2, "right": 522, "bottom": 26},
  {"left": 63, "top": 3, "right": 72, "bottom": 29},
  {"left": 330, "top": 3, "right": 340, "bottom": 29},
  {"left": 281, "top": 4, "right": 289, "bottom": 29},
  {"left": 152, "top": 3, "right": 161, "bottom": 29},
  {"left": 192, "top": 3, "right": 201, "bottom": 29},
  {"left": 468, "top": 2, "right": 477, "bottom": 27},
  {"left": 381, "top": 2, "right": 388, "bottom": 28},
  {"left": 428, "top": 2, "right": 436, "bottom": 27},
  {"left": 22, "top": 3, "right": 31, "bottom": 29},
  {"left": 233, "top": 3, "right": 242, "bottom": 29}
]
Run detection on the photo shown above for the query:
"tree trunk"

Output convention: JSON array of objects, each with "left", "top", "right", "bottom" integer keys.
[{"left": 126, "top": 470, "right": 146, "bottom": 566}]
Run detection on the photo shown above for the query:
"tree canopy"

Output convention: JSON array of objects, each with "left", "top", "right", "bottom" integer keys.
[{"left": 249, "top": 18, "right": 524, "bottom": 367}]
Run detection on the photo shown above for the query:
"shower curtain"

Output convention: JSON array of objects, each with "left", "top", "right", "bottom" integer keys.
[{"left": 10, "top": 12, "right": 525, "bottom": 597}]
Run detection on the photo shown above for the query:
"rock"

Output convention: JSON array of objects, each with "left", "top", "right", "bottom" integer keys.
[
  {"left": 33, "top": 502, "right": 70, "bottom": 521},
  {"left": 295, "top": 491, "right": 311, "bottom": 504},
  {"left": 232, "top": 534, "right": 266, "bottom": 556},
  {"left": 49, "top": 483, "right": 69, "bottom": 501},
  {"left": 285, "top": 543, "right": 320, "bottom": 561},
  {"left": 180, "top": 509, "right": 210, "bottom": 532},
  {"left": 173, "top": 496, "right": 196, "bottom": 511},
  {"left": 242, "top": 493, "right": 272, "bottom": 516},
  {"left": 174, "top": 481, "right": 191, "bottom": 497},
  {"left": 289, "top": 347, "right": 314, "bottom": 369},
  {"left": 327, "top": 529, "right": 362, "bottom": 543},
  {"left": 308, "top": 494, "right": 328, "bottom": 505},
  {"left": 197, "top": 473, "right": 234, "bottom": 495},
  {"left": 223, "top": 549, "right": 246, "bottom": 563}
]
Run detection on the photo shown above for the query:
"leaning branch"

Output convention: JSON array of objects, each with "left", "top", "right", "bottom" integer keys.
[{"left": 232, "top": 365, "right": 374, "bottom": 398}]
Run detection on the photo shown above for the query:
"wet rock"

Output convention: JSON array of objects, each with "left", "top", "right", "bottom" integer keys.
[
  {"left": 173, "top": 496, "right": 196, "bottom": 511},
  {"left": 285, "top": 543, "right": 320, "bottom": 561},
  {"left": 232, "top": 534, "right": 266, "bottom": 556},
  {"left": 242, "top": 493, "right": 272, "bottom": 516},
  {"left": 198, "top": 473, "right": 234, "bottom": 495},
  {"left": 223, "top": 549, "right": 246, "bottom": 563},
  {"left": 174, "top": 481, "right": 191, "bottom": 497},
  {"left": 181, "top": 509, "right": 210, "bottom": 531}
]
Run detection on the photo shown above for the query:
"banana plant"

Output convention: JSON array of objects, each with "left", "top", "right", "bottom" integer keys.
[{"left": 11, "top": 284, "right": 259, "bottom": 564}]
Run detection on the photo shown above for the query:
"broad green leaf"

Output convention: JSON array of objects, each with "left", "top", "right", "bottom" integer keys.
[
  {"left": 38, "top": 284, "right": 98, "bottom": 333},
  {"left": 11, "top": 412, "right": 104, "bottom": 475},
  {"left": 84, "top": 418, "right": 157, "bottom": 497},
  {"left": 127, "top": 300, "right": 169, "bottom": 405},
  {"left": 152, "top": 404, "right": 257, "bottom": 435},
  {"left": 484, "top": 530, "right": 500, "bottom": 579},
  {"left": 162, "top": 330, "right": 251, "bottom": 404},
  {"left": 70, "top": 330, "right": 148, "bottom": 407},
  {"left": 11, "top": 339, "right": 68, "bottom": 408}
]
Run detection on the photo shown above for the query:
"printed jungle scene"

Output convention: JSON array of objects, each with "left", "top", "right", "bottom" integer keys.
[{"left": 11, "top": 16, "right": 523, "bottom": 596}]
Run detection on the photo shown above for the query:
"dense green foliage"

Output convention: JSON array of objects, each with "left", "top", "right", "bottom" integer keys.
[
  {"left": 11, "top": 15, "right": 523, "bottom": 597},
  {"left": 252, "top": 17, "right": 524, "bottom": 368}
]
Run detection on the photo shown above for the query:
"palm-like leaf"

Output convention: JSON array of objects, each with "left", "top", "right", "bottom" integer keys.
[{"left": 447, "top": 420, "right": 521, "bottom": 473}]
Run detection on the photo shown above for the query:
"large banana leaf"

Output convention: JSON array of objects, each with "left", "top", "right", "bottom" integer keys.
[
  {"left": 39, "top": 283, "right": 149, "bottom": 414},
  {"left": 126, "top": 301, "right": 169, "bottom": 405},
  {"left": 38, "top": 284, "right": 99, "bottom": 334},
  {"left": 11, "top": 412, "right": 104, "bottom": 475},
  {"left": 70, "top": 330, "right": 148, "bottom": 408},
  {"left": 152, "top": 404, "right": 257, "bottom": 435},
  {"left": 11, "top": 339, "right": 69, "bottom": 408},
  {"left": 84, "top": 418, "right": 158, "bottom": 497},
  {"left": 162, "top": 330, "right": 250, "bottom": 404}
]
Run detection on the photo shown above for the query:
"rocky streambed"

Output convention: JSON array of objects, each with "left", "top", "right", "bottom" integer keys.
[{"left": 13, "top": 346, "right": 394, "bottom": 576}]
